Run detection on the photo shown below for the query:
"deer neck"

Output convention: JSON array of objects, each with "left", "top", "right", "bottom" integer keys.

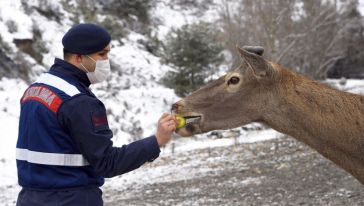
[{"left": 262, "top": 68, "right": 364, "bottom": 183}]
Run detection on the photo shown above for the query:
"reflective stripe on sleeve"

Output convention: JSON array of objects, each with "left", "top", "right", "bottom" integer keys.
[
  {"left": 16, "top": 148, "right": 89, "bottom": 167},
  {"left": 36, "top": 73, "right": 80, "bottom": 96}
]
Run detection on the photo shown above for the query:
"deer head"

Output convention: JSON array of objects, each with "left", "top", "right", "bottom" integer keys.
[
  {"left": 172, "top": 46, "right": 281, "bottom": 137},
  {"left": 172, "top": 46, "right": 364, "bottom": 185}
]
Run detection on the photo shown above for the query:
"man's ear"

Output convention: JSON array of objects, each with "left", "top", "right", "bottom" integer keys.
[
  {"left": 75, "top": 54, "right": 83, "bottom": 63},
  {"left": 236, "top": 45, "right": 272, "bottom": 79}
]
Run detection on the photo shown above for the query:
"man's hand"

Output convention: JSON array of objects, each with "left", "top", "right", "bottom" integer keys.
[{"left": 155, "top": 113, "right": 177, "bottom": 147}]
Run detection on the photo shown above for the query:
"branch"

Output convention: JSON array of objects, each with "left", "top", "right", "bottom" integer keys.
[
  {"left": 276, "top": 33, "right": 306, "bottom": 63},
  {"left": 315, "top": 55, "right": 345, "bottom": 78},
  {"left": 276, "top": 38, "right": 298, "bottom": 63}
]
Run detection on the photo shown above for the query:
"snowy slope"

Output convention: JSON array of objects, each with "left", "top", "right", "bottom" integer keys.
[{"left": 1, "top": 0, "right": 364, "bottom": 205}]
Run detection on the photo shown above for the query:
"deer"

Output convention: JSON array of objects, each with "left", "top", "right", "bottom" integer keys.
[{"left": 171, "top": 46, "right": 364, "bottom": 184}]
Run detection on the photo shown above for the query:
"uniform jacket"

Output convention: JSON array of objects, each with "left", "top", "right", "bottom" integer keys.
[{"left": 16, "top": 58, "right": 160, "bottom": 190}]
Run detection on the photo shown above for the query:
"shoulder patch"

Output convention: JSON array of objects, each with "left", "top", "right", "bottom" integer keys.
[
  {"left": 91, "top": 109, "right": 109, "bottom": 132},
  {"left": 21, "top": 86, "right": 62, "bottom": 113}
]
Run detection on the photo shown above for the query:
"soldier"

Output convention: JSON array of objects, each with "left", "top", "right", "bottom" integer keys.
[{"left": 16, "top": 23, "right": 177, "bottom": 206}]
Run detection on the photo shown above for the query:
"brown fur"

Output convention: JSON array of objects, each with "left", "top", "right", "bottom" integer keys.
[
  {"left": 173, "top": 47, "right": 364, "bottom": 184},
  {"left": 266, "top": 63, "right": 364, "bottom": 183}
]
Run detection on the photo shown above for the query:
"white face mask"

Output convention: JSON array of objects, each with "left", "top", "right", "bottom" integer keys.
[{"left": 81, "top": 55, "right": 111, "bottom": 84}]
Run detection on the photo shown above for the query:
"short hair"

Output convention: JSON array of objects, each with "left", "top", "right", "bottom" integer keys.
[{"left": 63, "top": 48, "right": 74, "bottom": 60}]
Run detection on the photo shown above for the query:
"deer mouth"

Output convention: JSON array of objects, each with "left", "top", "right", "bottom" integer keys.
[
  {"left": 175, "top": 115, "right": 202, "bottom": 137},
  {"left": 184, "top": 116, "right": 201, "bottom": 125}
]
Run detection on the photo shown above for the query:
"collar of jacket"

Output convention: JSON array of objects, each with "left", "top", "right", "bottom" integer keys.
[{"left": 49, "top": 58, "right": 91, "bottom": 88}]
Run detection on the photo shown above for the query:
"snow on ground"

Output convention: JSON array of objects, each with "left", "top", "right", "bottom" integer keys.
[
  {"left": 101, "top": 129, "right": 284, "bottom": 204},
  {"left": 0, "top": 0, "right": 364, "bottom": 205},
  {"left": 0, "top": 78, "right": 27, "bottom": 186},
  {"left": 0, "top": 78, "right": 27, "bottom": 206},
  {"left": 326, "top": 78, "right": 364, "bottom": 96},
  {"left": 164, "top": 129, "right": 280, "bottom": 154}
]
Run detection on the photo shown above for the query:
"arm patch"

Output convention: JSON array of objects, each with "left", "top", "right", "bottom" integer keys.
[{"left": 91, "top": 110, "right": 110, "bottom": 132}]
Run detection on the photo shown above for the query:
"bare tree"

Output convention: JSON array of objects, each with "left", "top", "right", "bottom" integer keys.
[
  {"left": 218, "top": 0, "right": 360, "bottom": 79},
  {"left": 218, "top": 0, "right": 297, "bottom": 67}
]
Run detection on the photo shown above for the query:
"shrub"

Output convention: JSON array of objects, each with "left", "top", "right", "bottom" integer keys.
[
  {"left": 100, "top": 16, "right": 128, "bottom": 40},
  {"left": 161, "top": 22, "right": 224, "bottom": 97},
  {"left": 101, "top": 0, "right": 153, "bottom": 24}
]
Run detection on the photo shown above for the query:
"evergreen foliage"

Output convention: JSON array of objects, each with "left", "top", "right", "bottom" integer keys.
[{"left": 161, "top": 22, "right": 224, "bottom": 97}]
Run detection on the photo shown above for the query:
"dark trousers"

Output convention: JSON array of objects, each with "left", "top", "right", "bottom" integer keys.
[{"left": 16, "top": 187, "right": 103, "bottom": 206}]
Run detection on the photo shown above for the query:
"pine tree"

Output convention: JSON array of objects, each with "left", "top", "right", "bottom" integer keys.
[{"left": 161, "top": 22, "right": 224, "bottom": 97}]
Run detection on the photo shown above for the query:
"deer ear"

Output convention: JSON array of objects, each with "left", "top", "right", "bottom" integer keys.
[
  {"left": 242, "top": 46, "right": 264, "bottom": 56},
  {"left": 236, "top": 45, "right": 272, "bottom": 79}
]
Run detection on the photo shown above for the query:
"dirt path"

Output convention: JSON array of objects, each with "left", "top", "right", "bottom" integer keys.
[{"left": 104, "top": 136, "right": 364, "bottom": 206}]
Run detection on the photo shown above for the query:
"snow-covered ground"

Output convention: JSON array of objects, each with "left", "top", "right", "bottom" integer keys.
[{"left": 0, "top": 0, "right": 364, "bottom": 205}]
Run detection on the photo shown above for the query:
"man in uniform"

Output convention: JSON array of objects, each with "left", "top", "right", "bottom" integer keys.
[{"left": 16, "top": 23, "right": 177, "bottom": 206}]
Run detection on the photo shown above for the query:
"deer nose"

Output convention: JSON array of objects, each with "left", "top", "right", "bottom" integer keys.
[{"left": 171, "top": 100, "right": 185, "bottom": 113}]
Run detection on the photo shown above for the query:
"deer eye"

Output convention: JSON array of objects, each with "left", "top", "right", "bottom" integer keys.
[{"left": 228, "top": 76, "right": 240, "bottom": 85}]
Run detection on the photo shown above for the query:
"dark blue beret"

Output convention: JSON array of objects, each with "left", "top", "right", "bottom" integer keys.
[{"left": 62, "top": 23, "right": 111, "bottom": 55}]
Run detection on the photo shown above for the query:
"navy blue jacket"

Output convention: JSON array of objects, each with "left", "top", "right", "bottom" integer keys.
[{"left": 16, "top": 58, "right": 160, "bottom": 190}]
